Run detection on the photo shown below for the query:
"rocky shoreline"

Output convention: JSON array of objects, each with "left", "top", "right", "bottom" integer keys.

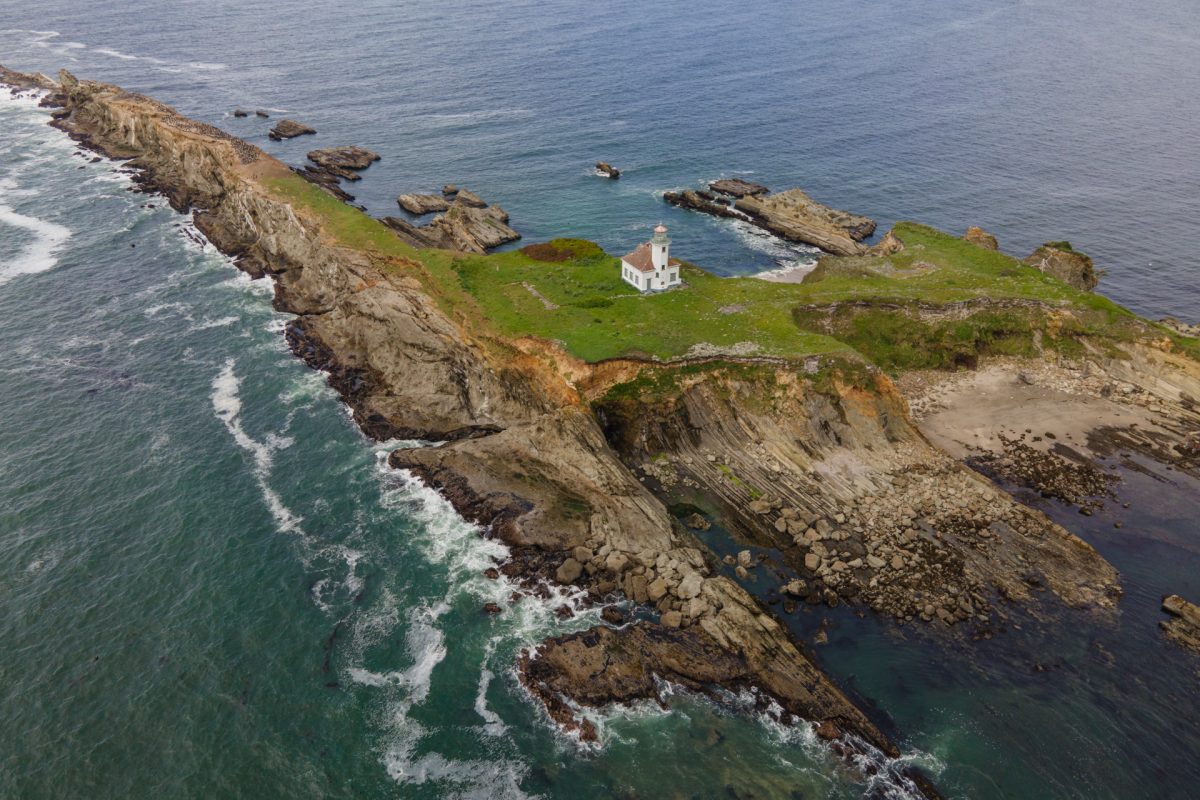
[
  {"left": 665, "top": 180, "right": 876, "bottom": 256},
  {"left": 10, "top": 64, "right": 1200, "bottom": 799}
]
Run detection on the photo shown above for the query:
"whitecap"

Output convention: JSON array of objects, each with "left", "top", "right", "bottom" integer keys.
[
  {"left": 0, "top": 203, "right": 72, "bottom": 284},
  {"left": 210, "top": 358, "right": 304, "bottom": 534}
]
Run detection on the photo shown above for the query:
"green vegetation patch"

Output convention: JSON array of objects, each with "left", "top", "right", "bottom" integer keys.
[{"left": 257, "top": 180, "right": 1190, "bottom": 370}]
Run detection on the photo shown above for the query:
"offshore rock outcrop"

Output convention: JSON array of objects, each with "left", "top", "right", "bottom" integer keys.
[
  {"left": 381, "top": 199, "right": 520, "bottom": 253},
  {"left": 16, "top": 66, "right": 938, "bottom": 792},
  {"left": 295, "top": 146, "right": 379, "bottom": 203},
  {"left": 665, "top": 182, "right": 875, "bottom": 256},
  {"left": 268, "top": 118, "right": 315, "bottom": 140}
]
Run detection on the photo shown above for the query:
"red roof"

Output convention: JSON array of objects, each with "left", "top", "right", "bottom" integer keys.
[{"left": 621, "top": 242, "right": 680, "bottom": 273}]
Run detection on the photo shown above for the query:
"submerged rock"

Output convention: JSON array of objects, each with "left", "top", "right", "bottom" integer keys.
[
  {"left": 268, "top": 118, "right": 316, "bottom": 141},
  {"left": 397, "top": 193, "right": 450, "bottom": 215},
  {"left": 1023, "top": 241, "right": 1098, "bottom": 291},
  {"left": 595, "top": 161, "right": 620, "bottom": 179},
  {"left": 232, "top": 108, "right": 249, "bottom": 118}
]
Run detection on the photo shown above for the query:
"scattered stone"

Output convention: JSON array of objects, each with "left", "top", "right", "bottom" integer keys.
[
  {"left": 805, "top": 553, "right": 821, "bottom": 571},
  {"left": 783, "top": 579, "right": 807, "bottom": 596},
  {"left": 482, "top": 602, "right": 502, "bottom": 614},
  {"left": 255, "top": 109, "right": 269, "bottom": 118},
  {"left": 685, "top": 513, "right": 711, "bottom": 530},
  {"left": 595, "top": 161, "right": 620, "bottom": 179},
  {"left": 232, "top": 109, "right": 248, "bottom": 118},
  {"left": 737, "top": 550, "right": 753, "bottom": 568},
  {"left": 661, "top": 610, "right": 682, "bottom": 628}
]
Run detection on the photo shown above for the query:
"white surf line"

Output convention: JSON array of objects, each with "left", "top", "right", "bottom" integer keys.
[{"left": 0, "top": 203, "right": 72, "bottom": 285}]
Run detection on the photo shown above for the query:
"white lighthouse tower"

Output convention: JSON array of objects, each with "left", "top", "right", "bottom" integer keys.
[
  {"left": 619, "top": 223, "right": 682, "bottom": 292},
  {"left": 650, "top": 223, "right": 671, "bottom": 269}
]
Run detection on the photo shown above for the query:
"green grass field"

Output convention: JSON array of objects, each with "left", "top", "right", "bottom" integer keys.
[{"left": 263, "top": 173, "right": 1197, "bottom": 368}]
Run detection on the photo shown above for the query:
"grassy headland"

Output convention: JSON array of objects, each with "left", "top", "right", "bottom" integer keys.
[{"left": 263, "top": 173, "right": 1198, "bottom": 370}]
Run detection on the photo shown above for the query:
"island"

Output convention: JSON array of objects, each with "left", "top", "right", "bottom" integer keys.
[{"left": 7, "top": 64, "right": 1199, "bottom": 799}]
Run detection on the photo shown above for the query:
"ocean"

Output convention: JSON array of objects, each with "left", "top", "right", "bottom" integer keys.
[{"left": 1, "top": 2, "right": 1198, "bottom": 798}]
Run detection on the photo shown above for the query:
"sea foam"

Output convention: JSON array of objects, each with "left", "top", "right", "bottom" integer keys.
[{"left": 0, "top": 203, "right": 72, "bottom": 285}]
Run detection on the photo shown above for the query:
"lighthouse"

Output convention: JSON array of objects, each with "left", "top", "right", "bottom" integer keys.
[
  {"left": 619, "top": 223, "right": 682, "bottom": 293},
  {"left": 650, "top": 223, "right": 671, "bottom": 270}
]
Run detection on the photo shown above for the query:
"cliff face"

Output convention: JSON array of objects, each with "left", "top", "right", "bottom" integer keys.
[
  {"left": 595, "top": 365, "right": 1119, "bottom": 626},
  {"left": 32, "top": 68, "right": 927, "bottom": 776}
]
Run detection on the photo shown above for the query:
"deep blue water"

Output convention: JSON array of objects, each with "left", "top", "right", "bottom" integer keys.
[
  {"left": 2, "top": 2, "right": 1200, "bottom": 798},
  {"left": 3, "top": 0, "right": 1199, "bottom": 315}
]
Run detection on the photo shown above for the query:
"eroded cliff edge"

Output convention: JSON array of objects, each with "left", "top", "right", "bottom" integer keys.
[{"left": 12, "top": 65, "right": 1198, "bottom": 798}]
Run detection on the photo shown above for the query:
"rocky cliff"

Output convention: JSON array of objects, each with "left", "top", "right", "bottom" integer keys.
[{"left": 19, "top": 67, "right": 944, "bottom": 792}]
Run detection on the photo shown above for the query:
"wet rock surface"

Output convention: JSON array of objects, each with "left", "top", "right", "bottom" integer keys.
[{"left": 595, "top": 161, "right": 620, "bottom": 179}]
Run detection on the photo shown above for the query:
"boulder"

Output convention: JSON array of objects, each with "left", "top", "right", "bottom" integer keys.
[
  {"left": 398, "top": 193, "right": 450, "bottom": 215},
  {"left": 442, "top": 184, "right": 458, "bottom": 196},
  {"left": 254, "top": 109, "right": 269, "bottom": 118},
  {"left": 736, "top": 550, "right": 753, "bottom": 568},
  {"left": 710, "top": 178, "right": 769, "bottom": 197},
  {"left": 595, "top": 161, "right": 620, "bottom": 179},
  {"left": 804, "top": 553, "right": 821, "bottom": 571},
  {"left": 661, "top": 610, "right": 683, "bottom": 628},
  {"left": 268, "top": 118, "right": 316, "bottom": 141},
  {"left": 647, "top": 577, "right": 669, "bottom": 602},
  {"left": 783, "top": 579, "right": 807, "bottom": 596},
  {"left": 964, "top": 226, "right": 999, "bottom": 250},
  {"left": 556, "top": 558, "right": 583, "bottom": 584},
  {"left": 684, "top": 512, "right": 711, "bottom": 530},
  {"left": 232, "top": 109, "right": 249, "bottom": 118},
  {"left": 1023, "top": 242, "right": 1098, "bottom": 291},
  {"left": 676, "top": 571, "right": 703, "bottom": 600}
]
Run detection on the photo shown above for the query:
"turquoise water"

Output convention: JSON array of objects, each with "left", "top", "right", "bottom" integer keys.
[{"left": 3, "top": 2, "right": 1200, "bottom": 796}]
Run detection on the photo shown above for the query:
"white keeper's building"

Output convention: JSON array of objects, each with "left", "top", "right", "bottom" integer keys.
[{"left": 620, "top": 224, "right": 682, "bottom": 293}]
